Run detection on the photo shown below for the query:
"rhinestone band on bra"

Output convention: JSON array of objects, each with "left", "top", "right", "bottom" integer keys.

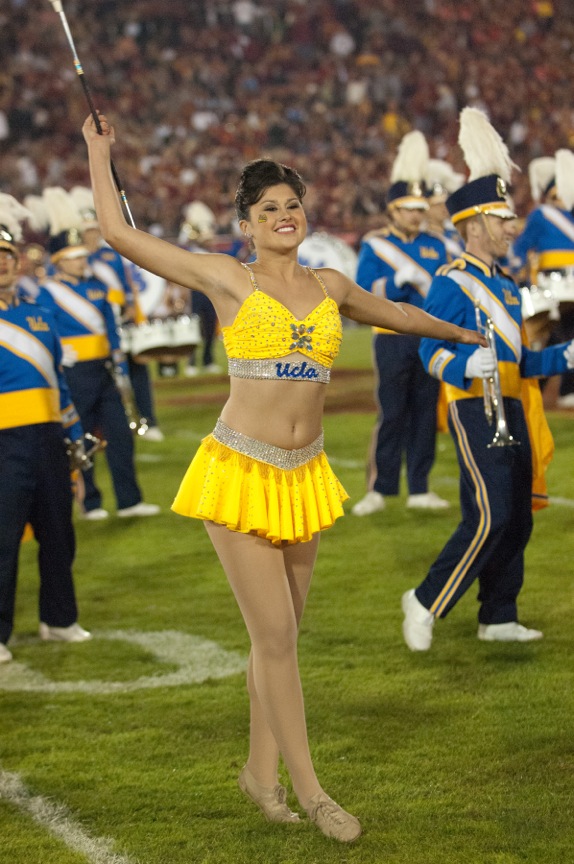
[
  {"left": 228, "top": 357, "right": 330, "bottom": 383},
  {"left": 212, "top": 419, "right": 324, "bottom": 469}
]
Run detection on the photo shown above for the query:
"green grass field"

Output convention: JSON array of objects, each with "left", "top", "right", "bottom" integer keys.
[{"left": 2, "top": 326, "right": 573, "bottom": 864}]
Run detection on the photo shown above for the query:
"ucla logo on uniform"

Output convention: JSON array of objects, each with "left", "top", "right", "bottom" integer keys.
[
  {"left": 420, "top": 247, "right": 440, "bottom": 259},
  {"left": 26, "top": 315, "right": 49, "bottom": 332},
  {"left": 275, "top": 361, "right": 320, "bottom": 380},
  {"left": 503, "top": 287, "right": 520, "bottom": 306},
  {"left": 87, "top": 289, "right": 105, "bottom": 301}
]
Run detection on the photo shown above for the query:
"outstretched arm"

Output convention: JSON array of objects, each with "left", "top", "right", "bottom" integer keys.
[
  {"left": 332, "top": 271, "right": 486, "bottom": 347},
  {"left": 82, "top": 113, "right": 240, "bottom": 298}
]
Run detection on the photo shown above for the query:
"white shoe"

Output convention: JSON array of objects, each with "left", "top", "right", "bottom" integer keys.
[
  {"left": 117, "top": 501, "right": 160, "bottom": 518},
  {"left": 557, "top": 394, "right": 574, "bottom": 408},
  {"left": 402, "top": 589, "right": 434, "bottom": 651},
  {"left": 140, "top": 426, "right": 164, "bottom": 442},
  {"left": 0, "top": 643, "right": 13, "bottom": 663},
  {"left": 39, "top": 622, "right": 92, "bottom": 642},
  {"left": 82, "top": 508, "right": 109, "bottom": 521},
  {"left": 351, "top": 490, "right": 386, "bottom": 516},
  {"left": 478, "top": 622, "right": 543, "bottom": 642},
  {"left": 204, "top": 363, "right": 222, "bottom": 374},
  {"left": 406, "top": 492, "right": 449, "bottom": 510},
  {"left": 184, "top": 365, "right": 199, "bottom": 377}
]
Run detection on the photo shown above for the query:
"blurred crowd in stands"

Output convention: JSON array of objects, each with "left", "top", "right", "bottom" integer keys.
[{"left": 0, "top": 0, "right": 571, "bottom": 242}]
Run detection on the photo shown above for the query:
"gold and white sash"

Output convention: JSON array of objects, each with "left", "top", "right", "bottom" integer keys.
[
  {"left": 0, "top": 320, "right": 58, "bottom": 389},
  {"left": 448, "top": 270, "right": 522, "bottom": 360},
  {"left": 44, "top": 280, "right": 106, "bottom": 334},
  {"left": 539, "top": 205, "right": 574, "bottom": 245},
  {"left": 368, "top": 236, "right": 432, "bottom": 296}
]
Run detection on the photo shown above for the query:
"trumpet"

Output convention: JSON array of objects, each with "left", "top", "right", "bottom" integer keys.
[
  {"left": 473, "top": 304, "right": 519, "bottom": 448},
  {"left": 65, "top": 432, "right": 107, "bottom": 471},
  {"left": 107, "top": 361, "right": 149, "bottom": 436}
]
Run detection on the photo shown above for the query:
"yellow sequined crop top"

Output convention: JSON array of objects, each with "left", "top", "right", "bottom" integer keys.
[{"left": 222, "top": 264, "right": 343, "bottom": 383}]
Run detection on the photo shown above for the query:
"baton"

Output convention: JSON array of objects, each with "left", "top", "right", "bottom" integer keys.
[{"left": 48, "top": 0, "right": 136, "bottom": 229}]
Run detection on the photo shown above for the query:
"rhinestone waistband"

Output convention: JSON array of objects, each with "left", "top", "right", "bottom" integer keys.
[
  {"left": 212, "top": 419, "right": 324, "bottom": 469},
  {"left": 227, "top": 357, "right": 330, "bottom": 383}
]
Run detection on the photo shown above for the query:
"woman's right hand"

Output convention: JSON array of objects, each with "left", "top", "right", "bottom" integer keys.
[{"left": 82, "top": 112, "right": 115, "bottom": 149}]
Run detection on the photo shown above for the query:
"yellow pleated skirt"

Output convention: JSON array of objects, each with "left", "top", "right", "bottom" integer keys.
[{"left": 171, "top": 433, "right": 349, "bottom": 546}]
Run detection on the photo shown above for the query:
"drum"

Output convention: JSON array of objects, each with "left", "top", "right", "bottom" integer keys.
[
  {"left": 119, "top": 324, "right": 133, "bottom": 354},
  {"left": 169, "top": 314, "right": 202, "bottom": 350},
  {"left": 537, "top": 268, "right": 574, "bottom": 305},
  {"left": 298, "top": 232, "right": 358, "bottom": 280},
  {"left": 520, "top": 283, "right": 557, "bottom": 321},
  {"left": 521, "top": 281, "right": 559, "bottom": 350},
  {"left": 129, "top": 319, "right": 174, "bottom": 360},
  {"left": 123, "top": 261, "right": 168, "bottom": 317},
  {"left": 128, "top": 315, "right": 202, "bottom": 363}
]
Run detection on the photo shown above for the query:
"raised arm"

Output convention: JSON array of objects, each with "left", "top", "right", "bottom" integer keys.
[
  {"left": 329, "top": 270, "right": 487, "bottom": 347},
  {"left": 81, "top": 113, "right": 240, "bottom": 297}
]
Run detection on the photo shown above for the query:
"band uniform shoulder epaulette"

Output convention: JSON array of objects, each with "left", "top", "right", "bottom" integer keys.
[
  {"left": 362, "top": 227, "right": 392, "bottom": 242},
  {"left": 436, "top": 257, "right": 467, "bottom": 277},
  {"left": 422, "top": 227, "right": 445, "bottom": 241}
]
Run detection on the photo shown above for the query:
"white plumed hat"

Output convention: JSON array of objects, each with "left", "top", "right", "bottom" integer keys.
[
  {"left": 554, "top": 150, "right": 574, "bottom": 211},
  {"left": 528, "top": 157, "right": 556, "bottom": 202},
  {"left": 0, "top": 193, "right": 32, "bottom": 253},
  {"left": 446, "top": 108, "right": 517, "bottom": 225},
  {"left": 179, "top": 201, "right": 216, "bottom": 243},
  {"left": 387, "top": 130, "right": 429, "bottom": 210}
]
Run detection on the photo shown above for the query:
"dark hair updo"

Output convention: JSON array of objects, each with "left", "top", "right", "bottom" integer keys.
[{"left": 234, "top": 159, "right": 306, "bottom": 222}]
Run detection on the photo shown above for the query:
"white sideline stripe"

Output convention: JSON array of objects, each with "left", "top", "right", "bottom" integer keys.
[
  {"left": 549, "top": 496, "right": 574, "bottom": 508},
  {"left": 328, "top": 456, "right": 363, "bottom": 469},
  {"left": 0, "top": 630, "right": 247, "bottom": 694},
  {"left": 0, "top": 769, "right": 136, "bottom": 864}
]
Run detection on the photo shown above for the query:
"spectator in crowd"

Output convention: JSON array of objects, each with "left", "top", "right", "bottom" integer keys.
[{"left": 1, "top": 0, "right": 573, "bottom": 242}]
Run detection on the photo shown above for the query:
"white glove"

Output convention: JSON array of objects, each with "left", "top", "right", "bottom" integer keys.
[
  {"left": 61, "top": 344, "right": 78, "bottom": 368},
  {"left": 465, "top": 347, "right": 497, "bottom": 379},
  {"left": 394, "top": 263, "right": 427, "bottom": 289},
  {"left": 564, "top": 340, "right": 574, "bottom": 369}
]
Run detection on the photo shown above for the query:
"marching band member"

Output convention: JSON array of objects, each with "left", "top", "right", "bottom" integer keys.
[
  {"left": 37, "top": 188, "right": 160, "bottom": 521},
  {"left": 83, "top": 111, "right": 484, "bottom": 842},
  {"left": 511, "top": 152, "right": 574, "bottom": 402},
  {"left": 352, "top": 131, "right": 450, "bottom": 516},
  {"left": 179, "top": 200, "right": 222, "bottom": 378},
  {"left": 424, "top": 159, "right": 466, "bottom": 259},
  {"left": 0, "top": 194, "right": 91, "bottom": 663},
  {"left": 70, "top": 186, "right": 164, "bottom": 440},
  {"left": 403, "top": 108, "right": 574, "bottom": 651}
]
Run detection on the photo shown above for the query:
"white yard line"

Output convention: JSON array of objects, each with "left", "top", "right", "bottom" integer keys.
[
  {"left": 0, "top": 769, "right": 137, "bottom": 864},
  {"left": 0, "top": 630, "right": 246, "bottom": 694}
]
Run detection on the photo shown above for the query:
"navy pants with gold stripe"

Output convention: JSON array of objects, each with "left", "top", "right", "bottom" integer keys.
[
  {"left": 0, "top": 423, "right": 78, "bottom": 645},
  {"left": 416, "top": 398, "right": 532, "bottom": 626}
]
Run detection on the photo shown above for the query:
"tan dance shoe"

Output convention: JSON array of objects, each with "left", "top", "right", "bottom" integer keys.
[
  {"left": 305, "top": 792, "right": 361, "bottom": 842},
  {"left": 238, "top": 765, "right": 301, "bottom": 823}
]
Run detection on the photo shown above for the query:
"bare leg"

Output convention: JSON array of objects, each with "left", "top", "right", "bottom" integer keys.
[
  {"left": 205, "top": 522, "right": 321, "bottom": 804},
  {"left": 245, "top": 536, "right": 319, "bottom": 786}
]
